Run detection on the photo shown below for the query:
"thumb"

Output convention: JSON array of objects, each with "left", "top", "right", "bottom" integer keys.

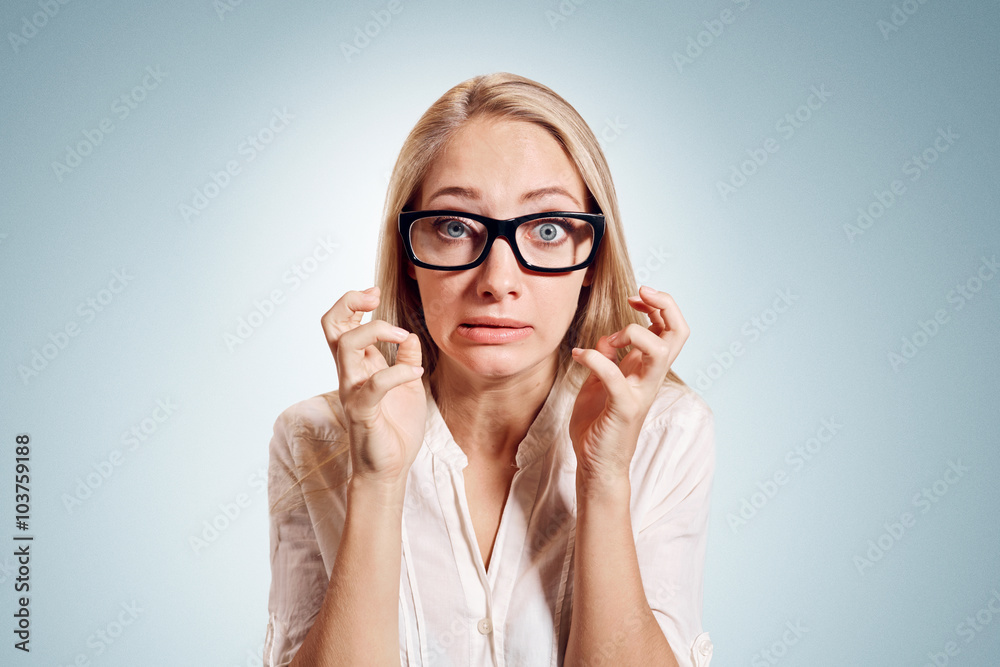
[{"left": 395, "top": 332, "right": 423, "bottom": 368}]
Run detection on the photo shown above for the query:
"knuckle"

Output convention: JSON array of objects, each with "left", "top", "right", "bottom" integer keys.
[
  {"left": 625, "top": 322, "right": 645, "bottom": 338},
  {"left": 338, "top": 326, "right": 356, "bottom": 348}
]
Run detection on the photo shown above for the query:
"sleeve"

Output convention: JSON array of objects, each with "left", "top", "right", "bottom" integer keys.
[
  {"left": 634, "top": 402, "right": 715, "bottom": 667},
  {"left": 263, "top": 407, "right": 331, "bottom": 667}
]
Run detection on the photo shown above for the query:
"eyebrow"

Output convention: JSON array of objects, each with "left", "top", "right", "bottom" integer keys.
[{"left": 425, "top": 185, "right": 583, "bottom": 210}]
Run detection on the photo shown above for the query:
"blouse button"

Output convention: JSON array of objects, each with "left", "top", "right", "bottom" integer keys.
[
  {"left": 477, "top": 618, "right": 493, "bottom": 635},
  {"left": 692, "top": 632, "right": 713, "bottom": 664}
]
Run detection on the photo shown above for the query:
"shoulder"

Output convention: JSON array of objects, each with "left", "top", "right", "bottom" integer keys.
[
  {"left": 633, "top": 382, "right": 715, "bottom": 529},
  {"left": 633, "top": 381, "right": 715, "bottom": 486},
  {"left": 270, "top": 390, "right": 349, "bottom": 464},
  {"left": 644, "top": 381, "right": 714, "bottom": 433},
  {"left": 273, "top": 390, "right": 346, "bottom": 437}
]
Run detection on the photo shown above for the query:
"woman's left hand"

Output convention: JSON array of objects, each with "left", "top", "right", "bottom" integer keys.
[{"left": 569, "top": 286, "right": 690, "bottom": 487}]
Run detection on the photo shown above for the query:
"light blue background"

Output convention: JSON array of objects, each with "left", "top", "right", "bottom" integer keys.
[{"left": 1, "top": 0, "right": 998, "bottom": 665}]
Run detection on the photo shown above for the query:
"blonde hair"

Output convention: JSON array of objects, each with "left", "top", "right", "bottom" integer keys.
[{"left": 270, "top": 72, "right": 687, "bottom": 515}]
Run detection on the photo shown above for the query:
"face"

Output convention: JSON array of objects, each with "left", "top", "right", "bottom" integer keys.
[{"left": 407, "top": 116, "right": 595, "bottom": 383}]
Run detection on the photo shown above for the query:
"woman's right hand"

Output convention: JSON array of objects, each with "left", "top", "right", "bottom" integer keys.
[{"left": 321, "top": 285, "right": 427, "bottom": 489}]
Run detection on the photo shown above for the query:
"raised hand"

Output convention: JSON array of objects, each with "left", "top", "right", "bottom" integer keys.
[
  {"left": 321, "top": 285, "right": 427, "bottom": 488},
  {"left": 568, "top": 286, "right": 690, "bottom": 485}
]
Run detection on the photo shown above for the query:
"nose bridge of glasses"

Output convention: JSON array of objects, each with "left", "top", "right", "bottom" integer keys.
[{"left": 482, "top": 228, "right": 519, "bottom": 267}]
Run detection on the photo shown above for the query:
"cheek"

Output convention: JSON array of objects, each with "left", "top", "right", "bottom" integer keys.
[
  {"left": 414, "top": 275, "right": 463, "bottom": 334},
  {"left": 536, "top": 279, "right": 585, "bottom": 337}
]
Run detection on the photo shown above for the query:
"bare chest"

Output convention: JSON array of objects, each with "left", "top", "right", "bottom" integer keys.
[{"left": 462, "top": 460, "right": 519, "bottom": 573}]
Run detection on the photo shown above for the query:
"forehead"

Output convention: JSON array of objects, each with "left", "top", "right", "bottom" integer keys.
[{"left": 419, "top": 117, "right": 587, "bottom": 209}]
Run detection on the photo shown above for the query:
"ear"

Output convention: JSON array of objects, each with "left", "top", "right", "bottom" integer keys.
[
  {"left": 582, "top": 264, "right": 595, "bottom": 287},
  {"left": 406, "top": 260, "right": 417, "bottom": 280}
]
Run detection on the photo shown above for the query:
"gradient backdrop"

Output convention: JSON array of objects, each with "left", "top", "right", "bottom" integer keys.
[{"left": 2, "top": 0, "right": 998, "bottom": 665}]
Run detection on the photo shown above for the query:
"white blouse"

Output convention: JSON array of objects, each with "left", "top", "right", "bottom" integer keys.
[{"left": 263, "top": 365, "right": 715, "bottom": 666}]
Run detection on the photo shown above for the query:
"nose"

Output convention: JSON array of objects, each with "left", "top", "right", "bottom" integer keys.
[{"left": 475, "top": 236, "right": 522, "bottom": 298}]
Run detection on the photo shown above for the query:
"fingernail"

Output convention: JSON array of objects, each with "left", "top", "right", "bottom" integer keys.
[
  {"left": 607, "top": 332, "right": 619, "bottom": 342},
  {"left": 364, "top": 286, "right": 378, "bottom": 293},
  {"left": 571, "top": 347, "right": 582, "bottom": 356},
  {"left": 411, "top": 365, "right": 424, "bottom": 376},
  {"left": 392, "top": 326, "right": 408, "bottom": 338}
]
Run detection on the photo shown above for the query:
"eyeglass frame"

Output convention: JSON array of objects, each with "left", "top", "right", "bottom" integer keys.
[{"left": 398, "top": 209, "right": 606, "bottom": 273}]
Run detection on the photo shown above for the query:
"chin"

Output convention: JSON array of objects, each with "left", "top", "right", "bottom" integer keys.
[{"left": 446, "top": 347, "right": 535, "bottom": 379}]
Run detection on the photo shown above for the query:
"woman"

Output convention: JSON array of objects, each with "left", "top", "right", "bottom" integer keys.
[{"left": 264, "top": 72, "right": 715, "bottom": 667}]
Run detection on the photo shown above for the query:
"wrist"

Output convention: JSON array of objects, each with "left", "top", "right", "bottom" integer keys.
[
  {"left": 348, "top": 472, "right": 408, "bottom": 512},
  {"left": 575, "top": 469, "right": 631, "bottom": 506}
]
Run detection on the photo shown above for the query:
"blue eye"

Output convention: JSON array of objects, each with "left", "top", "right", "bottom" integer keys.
[{"left": 537, "top": 223, "right": 558, "bottom": 241}]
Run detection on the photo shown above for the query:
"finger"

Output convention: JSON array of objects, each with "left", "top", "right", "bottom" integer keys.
[
  {"left": 339, "top": 320, "right": 409, "bottom": 355},
  {"left": 570, "top": 348, "right": 633, "bottom": 417},
  {"left": 607, "top": 323, "right": 671, "bottom": 380},
  {"left": 337, "top": 321, "right": 409, "bottom": 390},
  {"left": 608, "top": 323, "right": 666, "bottom": 355},
  {"left": 594, "top": 334, "right": 618, "bottom": 363},
  {"left": 394, "top": 332, "right": 423, "bottom": 368},
  {"left": 354, "top": 363, "right": 425, "bottom": 413},
  {"left": 637, "top": 287, "right": 690, "bottom": 341},
  {"left": 321, "top": 288, "right": 381, "bottom": 352},
  {"left": 627, "top": 294, "right": 667, "bottom": 332}
]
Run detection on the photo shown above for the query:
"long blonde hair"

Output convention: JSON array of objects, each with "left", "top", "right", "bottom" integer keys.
[{"left": 269, "top": 72, "right": 686, "bottom": 515}]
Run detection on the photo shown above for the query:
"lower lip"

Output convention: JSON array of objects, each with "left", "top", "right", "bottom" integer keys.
[{"left": 457, "top": 324, "right": 533, "bottom": 344}]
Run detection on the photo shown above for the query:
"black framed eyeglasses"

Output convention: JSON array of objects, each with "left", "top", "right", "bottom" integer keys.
[{"left": 398, "top": 210, "right": 605, "bottom": 272}]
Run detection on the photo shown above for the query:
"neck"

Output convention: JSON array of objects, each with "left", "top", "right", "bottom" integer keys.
[{"left": 430, "top": 354, "right": 560, "bottom": 464}]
